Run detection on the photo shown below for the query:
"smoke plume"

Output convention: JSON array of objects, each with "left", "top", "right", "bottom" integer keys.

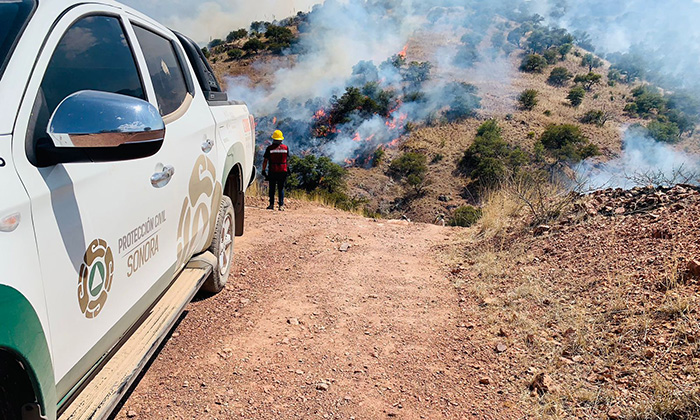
[{"left": 576, "top": 129, "right": 700, "bottom": 190}]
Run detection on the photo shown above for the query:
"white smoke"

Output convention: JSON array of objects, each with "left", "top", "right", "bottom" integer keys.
[
  {"left": 576, "top": 129, "right": 700, "bottom": 190},
  {"left": 121, "top": 0, "right": 323, "bottom": 44}
]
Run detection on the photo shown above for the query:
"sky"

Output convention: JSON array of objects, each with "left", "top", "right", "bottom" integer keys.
[{"left": 121, "top": 0, "right": 323, "bottom": 43}]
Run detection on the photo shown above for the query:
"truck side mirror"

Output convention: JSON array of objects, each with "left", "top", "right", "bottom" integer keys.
[{"left": 47, "top": 90, "right": 165, "bottom": 156}]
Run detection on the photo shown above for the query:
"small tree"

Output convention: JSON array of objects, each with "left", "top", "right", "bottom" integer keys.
[
  {"left": 520, "top": 54, "right": 548, "bottom": 73},
  {"left": 389, "top": 152, "right": 429, "bottom": 194},
  {"left": 547, "top": 67, "right": 573, "bottom": 86},
  {"left": 539, "top": 124, "right": 600, "bottom": 162},
  {"left": 581, "top": 53, "right": 603, "bottom": 72},
  {"left": 567, "top": 86, "right": 586, "bottom": 107},
  {"left": 226, "top": 29, "right": 248, "bottom": 43},
  {"left": 558, "top": 43, "right": 573, "bottom": 59},
  {"left": 518, "top": 89, "right": 539, "bottom": 110},
  {"left": 573, "top": 72, "right": 602, "bottom": 90},
  {"left": 242, "top": 38, "right": 265, "bottom": 53}
]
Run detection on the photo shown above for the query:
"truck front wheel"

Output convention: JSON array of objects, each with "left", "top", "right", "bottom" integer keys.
[
  {"left": 202, "top": 196, "right": 235, "bottom": 293},
  {"left": 0, "top": 353, "right": 36, "bottom": 420}
]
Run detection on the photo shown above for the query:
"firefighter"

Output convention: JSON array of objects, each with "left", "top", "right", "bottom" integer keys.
[{"left": 262, "top": 130, "right": 290, "bottom": 211}]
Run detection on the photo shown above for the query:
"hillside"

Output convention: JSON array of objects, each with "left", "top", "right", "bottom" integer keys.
[{"left": 208, "top": 19, "right": 700, "bottom": 224}]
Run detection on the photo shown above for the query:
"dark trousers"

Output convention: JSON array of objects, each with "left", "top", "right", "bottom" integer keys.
[{"left": 269, "top": 172, "right": 288, "bottom": 206}]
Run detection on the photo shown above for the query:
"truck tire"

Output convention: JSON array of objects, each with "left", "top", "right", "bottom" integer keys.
[
  {"left": 0, "top": 355, "right": 35, "bottom": 420},
  {"left": 202, "top": 196, "right": 235, "bottom": 293}
]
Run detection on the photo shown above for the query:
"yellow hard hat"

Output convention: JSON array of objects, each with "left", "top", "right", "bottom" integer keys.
[{"left": 272, "top": 130, "right": 284, "bottom": 141}]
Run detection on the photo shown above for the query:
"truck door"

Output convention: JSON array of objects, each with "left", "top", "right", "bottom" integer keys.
[
  {"left": 10, "top": 7, "right": 202, "bottom": 401},
  {"left": 127, "top": 18, "right": 220, "bottom": 272}
]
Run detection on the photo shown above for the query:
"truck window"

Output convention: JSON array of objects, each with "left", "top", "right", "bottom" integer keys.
[
  {"left": 28, "top": 15, "right": 146, "bottom": 166},
  {"left": 0, "top": 0, "right": 36, "bottom": 78},
  {"left": 132, "top": 26, "right": 189, "bottom": 117}
]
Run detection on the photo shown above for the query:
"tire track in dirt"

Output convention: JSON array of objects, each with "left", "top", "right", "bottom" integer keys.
[{"left": 112, "top": 200, "right": 523, "bottom": 419}]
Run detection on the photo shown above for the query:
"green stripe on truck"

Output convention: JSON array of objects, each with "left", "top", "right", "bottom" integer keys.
[{"left": 0, "top": 285, "right": 57, "bottom": 420}]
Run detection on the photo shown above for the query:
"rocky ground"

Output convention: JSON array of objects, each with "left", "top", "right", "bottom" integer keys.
[{"left": 112, "top": 187, "right": 700, "bottom": 419}]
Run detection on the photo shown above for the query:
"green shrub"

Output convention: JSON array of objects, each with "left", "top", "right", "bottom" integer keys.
[
  {"left": 265, "top": 25, "right": 294, "bottom": 44},
  {"left": 518, "top": 89, "right": 539, "bottom": 110},
  {"left": 226, "top": 29, "right": 248, "bottom": 42},
  {"left": 543, "top": 48, "right": 559, "bottom": 65},
  {"left": 372, "top": 148, "right": 386, "bottom": 167},
  {"left": 242, "top": 38, "right": 265, "bottom": 53},
  {"left": 543, "top": 110, "right": 552, "bottom": 116},
  {"left": 520, "top": 54, "right": 548, "bottom": 73},
  {"left": 608, "top": 68, "right": 623, "bottom": 83},
  {"left": 647, "top": 121, "right": 681, "bottom": 143},
  {"left": 567, "top": 86, "right": 586, "bottom": 107},
  {"left": 580, "top": 110, "right": 607, "bottom": 126},
  {"left": 208, "top": 38, "right": 224, "bottom": 48},
  {"left": 227, "top": 48, "right": 244, "bottom": 60},
  {"left": 547, "top": 67, "right": 573, "bottom": 87},
  {"left": 287, "top": 154, "right": 347, "bottom": 194},
  {"left": 450, "top": 206, "right": 483, "bottom": 227},
  {"left": 461, "top": 120, "right": 527, "bottom": 186},
  {"left": 539, "top": 124, "right": 600, "bottom": 162},
  {"left": 431, "top": 154, "right": 444, "bottom": 164},
  {"left": 389, "top": 152, "right": 429, "bottom": 194},
  {"left": 628, "top": 85, "right": 667, "bottom": 118}
]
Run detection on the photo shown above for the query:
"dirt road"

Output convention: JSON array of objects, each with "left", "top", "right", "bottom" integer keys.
[{"left": 113, "top": 200, "right": 522, "bottom": 419}]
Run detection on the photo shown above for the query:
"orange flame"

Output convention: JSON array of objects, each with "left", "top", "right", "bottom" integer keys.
[
  {"left": 272, "top": 117, "right": 277, "bottom": 125},
  {"left": 352, "top": 132, "right": 361, "bottom": 142},
  {"left": 398, "top": 44, "right": 408, "bottom": 59},
  {"left": 313, "top": 109, "right": 327, "bottom": 120}
]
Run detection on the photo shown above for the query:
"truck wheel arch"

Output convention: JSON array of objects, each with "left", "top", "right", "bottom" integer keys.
[
  {"left": 0, "top": 350, "right": 38, "bottom": 419},
  {"left": 223, "top": 163, "right": 245, "bottom": 237},
  {"left": 0, "top": 286, "right": 56, "bottom": 419}
]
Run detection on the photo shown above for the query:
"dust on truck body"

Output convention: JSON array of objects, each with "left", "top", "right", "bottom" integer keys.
[{"left": 0, "top": 0, "right": 255, "bottom": 419}]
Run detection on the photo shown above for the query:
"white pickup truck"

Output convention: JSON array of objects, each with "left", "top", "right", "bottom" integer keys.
[{"left": 0, "top": 1, "right": 255, "bottom": 419}]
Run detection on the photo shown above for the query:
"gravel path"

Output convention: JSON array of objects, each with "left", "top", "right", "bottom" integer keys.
[{"left": 111, "top": 200, "right": 522, "bottom": 419}]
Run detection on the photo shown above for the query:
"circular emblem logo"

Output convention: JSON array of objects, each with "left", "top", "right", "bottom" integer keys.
[{"left": 78, "top": 239, "right": 115, "bottom": 319}]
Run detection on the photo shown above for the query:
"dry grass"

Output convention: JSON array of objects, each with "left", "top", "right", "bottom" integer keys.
[{"left": 447, "top": 192, "right": 700, "bottom": 419}]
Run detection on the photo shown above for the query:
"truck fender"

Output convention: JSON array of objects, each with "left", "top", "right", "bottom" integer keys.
[{"left": 0, "top": 286, "right": 56, "bottom": 420}]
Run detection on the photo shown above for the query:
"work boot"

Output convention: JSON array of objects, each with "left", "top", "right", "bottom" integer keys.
[
  {"left": 278, "top": 205, "right": 286, "bottom": 211},
  {"left": 266, "top": 204, "right": 274, "bottom": 210}
]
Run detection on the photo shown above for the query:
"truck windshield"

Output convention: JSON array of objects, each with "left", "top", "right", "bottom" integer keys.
[{"left": 0, "top": 0, "right": 36, "bottom": 78}]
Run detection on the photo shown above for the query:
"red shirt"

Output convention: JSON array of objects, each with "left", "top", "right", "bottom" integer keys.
[{"left": 264, "top": 142, "right": 289, "bottom": 173}]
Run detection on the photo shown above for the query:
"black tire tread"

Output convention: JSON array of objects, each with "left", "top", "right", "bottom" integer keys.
[{"left": 202, "top": 196, "right": 234, "bottom": 293}]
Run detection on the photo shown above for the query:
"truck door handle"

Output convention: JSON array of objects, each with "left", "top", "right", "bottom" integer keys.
[
  {"left": 202, "top": 139, "right": 214, "bottom": 153},
  {"left": 151, "top": 165, "right": 175, "bottom": 188}
]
